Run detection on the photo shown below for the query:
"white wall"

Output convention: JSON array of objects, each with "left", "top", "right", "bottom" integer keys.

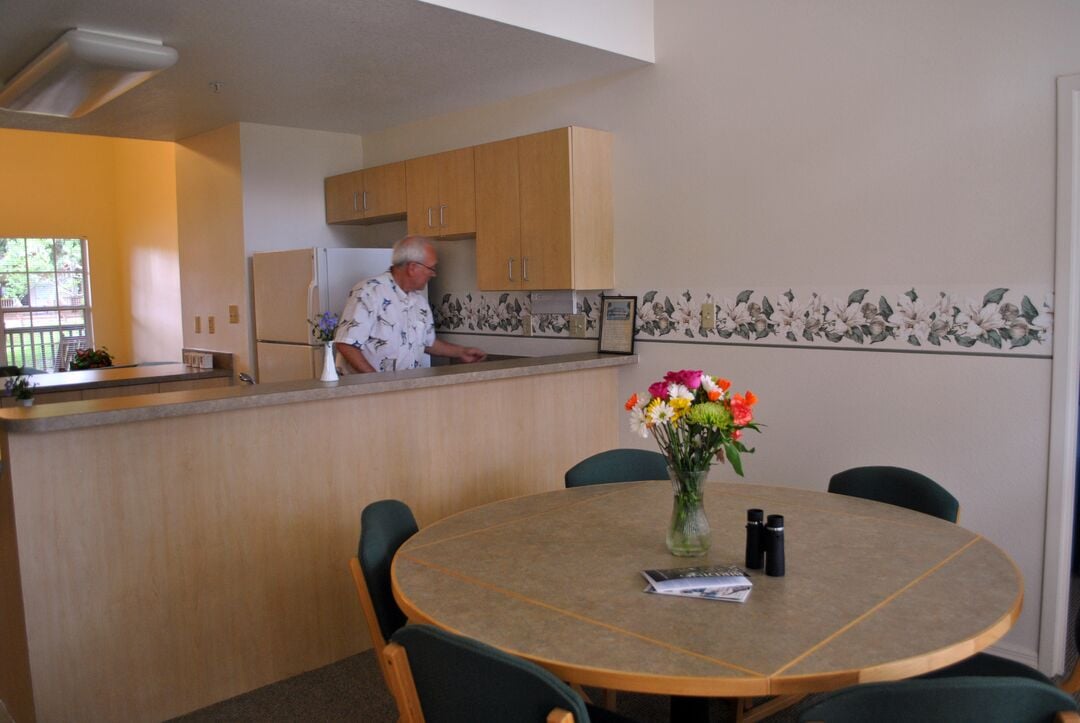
[{"left": 362, "top": 0, "right": 1080, "bottom": 668}]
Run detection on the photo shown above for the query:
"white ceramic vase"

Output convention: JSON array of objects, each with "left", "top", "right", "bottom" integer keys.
[{"left": 320, "top": 342, "right": 339, "bottom": 382}]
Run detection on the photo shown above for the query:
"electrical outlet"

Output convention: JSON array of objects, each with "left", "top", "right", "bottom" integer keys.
[
  {"left": 194, "top": 315, "right": 201, "bottom": 334},
  {"left": 521, "top": 314, "right": 532, "bottom": 336},
  {"left": 701, "top": 302, "right": 716, "bottom": 331},
  {"left": 569, "top": 313, "right": 586, "bottom": 338},
  {"left": 229, "top": 304, "right": 240, "bottom": 323},
  {"left": 208, "top": 315, "right": 216, "bottom": 334}
]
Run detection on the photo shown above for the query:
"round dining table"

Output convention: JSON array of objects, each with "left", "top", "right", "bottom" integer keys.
[{"left": 391, "top": 480, "right": 1022, "bottom": 701}]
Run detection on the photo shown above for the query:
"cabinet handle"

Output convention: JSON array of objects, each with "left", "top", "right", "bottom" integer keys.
[
  {"left": 361, "top": 190, "right": 368, "bottom": 211},
  {"left": 508, "top": 257, "right": 515, "bottom": 282},
  {"left": 427, "top": 207, "right": 433, "bottom": 228},
  {"left": 352, "top": 191, "right": 359, "bottom": 212},
  {"left": 523, "top": 256, "right": 529, "bottom": 282},
  {"left": 439, "top": 204, "right": 447, "bottom": 227}
]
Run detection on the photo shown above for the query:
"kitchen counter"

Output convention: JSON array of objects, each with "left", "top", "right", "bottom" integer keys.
[
  {"left": 0, "top": 351, "right": 633, "bottom": 721},
  {"left": 26, "top": 363, "right": 233, "bottom": 393},
  {"left": 0, "top": 352, "right": 634, "bottom": 433}
]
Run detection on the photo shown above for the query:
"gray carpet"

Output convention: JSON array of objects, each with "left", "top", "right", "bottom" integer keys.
[{"left": 170, "top": 575, "right": 1080, "bottom": 722}]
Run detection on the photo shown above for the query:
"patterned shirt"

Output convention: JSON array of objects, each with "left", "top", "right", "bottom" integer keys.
[{"left": 335, "top": 271, "right": 435, "bottom": 373}]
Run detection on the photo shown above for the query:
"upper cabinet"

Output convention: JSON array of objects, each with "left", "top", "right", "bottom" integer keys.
[
  {"left": 475, "top": 127, "right": 612, "bottom": 291},
  {"left": 324, "top": 161, "right": 407, "bottom": 224},
  {"left": 406, "top": 147, "right": 476, "bottom": 239}
]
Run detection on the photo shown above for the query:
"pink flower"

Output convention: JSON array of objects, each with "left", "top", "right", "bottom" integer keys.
[
  {"left": 648, "top": 381, "right": 670, "bottom": 400},
  {"left": 663, "top": 369, "right": 704, "bottom": 390}
]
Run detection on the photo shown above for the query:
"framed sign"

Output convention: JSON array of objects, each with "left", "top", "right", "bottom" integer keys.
[{"left": 598, "top": 295, "right": 638, "bottom": 354}]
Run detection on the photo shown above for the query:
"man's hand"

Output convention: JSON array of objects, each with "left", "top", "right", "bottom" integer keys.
[{"left": 459, "top": 347, "right": 487, "bottom": 363}]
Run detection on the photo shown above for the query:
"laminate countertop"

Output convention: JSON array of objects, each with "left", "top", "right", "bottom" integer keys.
[
  {"left": 25, "top": 363, "right": 233, "bottom": 393},
  {"left": 0, "top": 353, "right": 636, "bottom": 434}
]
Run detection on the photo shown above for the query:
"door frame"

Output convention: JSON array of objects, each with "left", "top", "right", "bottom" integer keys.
[{"left": 1041, "top": 73, "right": 1080, "bottom": 674}]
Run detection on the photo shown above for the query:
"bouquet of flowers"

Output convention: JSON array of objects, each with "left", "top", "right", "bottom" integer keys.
[
  {"left": 308, "top": 311, "right": 354, "bottom": 343},
  {"left": 69, "top": 346, "right": 112, "bottom": 370},
  {"left": 625, "top": 369, "right": 761, "bottom": 476},
  {"left": 4, "top": 374, "right": 35, "bottom": 401}
]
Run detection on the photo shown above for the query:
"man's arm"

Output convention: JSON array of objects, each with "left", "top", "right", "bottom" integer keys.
[
  {"left": 426, "top": 338, "right": 487, "bottom": 363},
  {"left": 334, "top": 342, "right": 377, "bottom": 373}
]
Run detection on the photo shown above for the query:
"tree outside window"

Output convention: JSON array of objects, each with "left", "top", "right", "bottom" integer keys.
[{"left": 0, "top": 238, "right": 93, "bottom": 372}]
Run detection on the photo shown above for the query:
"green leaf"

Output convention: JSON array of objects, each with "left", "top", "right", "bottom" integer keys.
[
  {"left": 682, "top": 290, "right": 692, "bottom": 302},
  {"left": 784, "top": 289, "right": 795, "bottom": 302},
  {"left": 986, "top": 330, "right": 1002, "bottom": 349},
  {"left": 786, "top": 331, "right": 797, "bottom": 342},
  {"left": 724, "top": 442, "right": 744, "bottom": 477},
  {"left": 825, "top": 332, "right": 843, "bottom": 343},
  {"left": 1010, "top": 335, "right": 1032, "bottom": 349},
  {"left": 905, "top": 288, "right": 918, "bottom": 302},
  {"left": 1021, "top": 296, "right": 1039, "bottom": 323},
  {"left": 803, "top": 330, "right": 815, "bottom": 342},
  {"left": 642, "top": 290, "right": 657, "bottom": 303},
  {"left": 762, "top": 296, "right": 774, "bottom": 317},
  {"left": 582, "top": 297, "right": 592, "bottom": 315},
  {"left": 928, "top": 334, "right": 941, "bottom": 346},
  {"left": 736, "top": 290, "right": 753, "bottom": 305},
  {"left": 850, "top": 327, "right": 864, "bottom": 344},
  {"left": 955, "top": 335, "right": 976, "bottom": 348},
  {"left": 879, "top": 296, "right": 894, "bottom": 319},
  {"left": 664, "top": 297, "right": 675, "bottom": 315},
  {"left": 717, "top": 329, "right": 733, "bottom": 339},
  {"left": 871, "top": 332, "right": 889, "bottom": 343},
  {"left": 684, "top": 329, "right": 694, "bottom": 338},
  {"left": 848, "top": 289, "right": 869, "bottom": 305},
  {"left": 983, "top": 288, "right": 1008, "bottom": 305},
  {"left": 499, "top": 293, "right": 509, "bottom": 304},
  {"left": 907, "top": 335, "right": 921, "bottom": 347},
  {"left": 755, "top": 327, "right": 769, "bottom": 339},
  {"left": 735, "top": 327, "right": 750, "bottom": 340},
  {"left": 441, "top": 294, "right": 451, "bottom": 304}
]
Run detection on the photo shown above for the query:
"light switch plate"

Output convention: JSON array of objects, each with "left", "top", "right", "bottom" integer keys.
[
  {"left": 569, "top": 313, "right": 586, "bottom": 338},
  {"left": 522, "top": 314, "right": 532, "bottom": 336},
  {"left": 701, "top": 302, "right": 716, "bottom": 331},
  {"left": 208, "top": 316, "right": 216, "bottom": 334},
  {"left": 229, "top": 304, "right": 239, "bottom": 323},
  {"left": 194, "top": 315, "right": 201, "bottom": 334}
]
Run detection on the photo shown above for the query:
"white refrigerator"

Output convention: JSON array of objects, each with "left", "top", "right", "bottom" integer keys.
[{"left": 252, "top": 247, "right": 394, "bottom": 383}]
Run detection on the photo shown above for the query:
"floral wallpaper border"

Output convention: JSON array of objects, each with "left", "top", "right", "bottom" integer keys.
[{"left": 433, "top": 287, "right": 1054, "bottom": 356}]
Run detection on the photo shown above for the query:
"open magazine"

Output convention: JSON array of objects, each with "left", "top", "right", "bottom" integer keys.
[{"left": 641, "top": 564, "right": 752, "bottom": 603}]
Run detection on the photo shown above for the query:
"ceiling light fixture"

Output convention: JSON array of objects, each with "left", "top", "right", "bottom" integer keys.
[{"left": 0, "top": 28, "right": 178, "bottom": 118}]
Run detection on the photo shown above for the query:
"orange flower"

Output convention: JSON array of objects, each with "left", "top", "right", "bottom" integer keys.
[
  {"left": 744, "top": 390, "right": 758, "bottom": 407},
  {"left": 624, "top": 393, "right": 639, "bottom": 411},
  {"left": 716, "top": 377, "right": 732, "bottom": 392},
  {"left": 707, "top": 389, "right": 721, "bottom": 401},
  {"left": 730, "top": 395, "right": 753, "bottom": 426}
]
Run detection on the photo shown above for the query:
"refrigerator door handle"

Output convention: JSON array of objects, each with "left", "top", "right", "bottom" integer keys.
[{"left": 307, "top": 279, "right": 318, "bottom": 325}]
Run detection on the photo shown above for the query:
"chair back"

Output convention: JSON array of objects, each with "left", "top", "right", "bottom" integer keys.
[
  {"left": 385, "top": 624, "right": 589, "bottom": 723},
  {"left": 798, "top": 676, "right": 1078, "bottom": 723},
  {"left": 350, "top": 499, "right": 418, "bottom": 693},
  {"left": 827, "top": 465, "right": 959, "bottom": 522},
  {"left": 55, "top": 335, "right": 89, "bottom": 372},
  {"left": 565, "top": 448, "right": 669, "bottom": 488}
]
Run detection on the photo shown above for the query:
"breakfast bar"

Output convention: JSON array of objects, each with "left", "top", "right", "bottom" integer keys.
[{"left": 0, "top": 353, "right": 633, "bottom": 722}]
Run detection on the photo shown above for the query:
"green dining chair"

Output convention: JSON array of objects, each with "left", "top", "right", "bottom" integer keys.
[
  {"left": 565, "top": 448, "right": 669, "bottom": 488},
  {"left": 385, "top": 624, "right": 640, "bottom": 723},
  {"left": 827, "top": 465, "right": 960, "bottom": 523},
  {"left": 798, "top": 676, "right": 1079, "bottom": 722},
  {"left": 349, "top": 499, "right": 418, "bottom": 703}
]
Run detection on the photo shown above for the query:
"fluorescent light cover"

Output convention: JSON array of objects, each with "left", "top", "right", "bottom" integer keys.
[{"left": 0, "top": 28, "right": 178, "bottom": 118}]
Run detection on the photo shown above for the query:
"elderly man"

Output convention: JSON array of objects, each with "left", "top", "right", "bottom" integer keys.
[{"left": 334, "top": 235, "right": 486, "bottom": 374}]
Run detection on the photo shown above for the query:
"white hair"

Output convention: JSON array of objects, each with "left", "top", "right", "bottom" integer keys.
[{"left": 392, "top": 236, "right": 433, "bottom": 267}]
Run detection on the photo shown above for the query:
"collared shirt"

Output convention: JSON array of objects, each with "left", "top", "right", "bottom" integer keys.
[{"left": 335, "top": 271, "right": 435, "bottom": 373}]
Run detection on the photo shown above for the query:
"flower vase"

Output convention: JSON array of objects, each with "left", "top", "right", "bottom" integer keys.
[
  {"left": 17, "top": 398, "right": 33, "bottom": 407},
  {"left": 320, "top": 342, "right": 338, "bottom": 382},
  {"left": 667, "top": 465, "right": 711, "bottom": 556}
]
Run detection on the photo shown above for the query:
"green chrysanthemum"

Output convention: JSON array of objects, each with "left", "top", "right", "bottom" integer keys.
[{"left": 683, "top": 402, "right": 731, "bottom": 428}]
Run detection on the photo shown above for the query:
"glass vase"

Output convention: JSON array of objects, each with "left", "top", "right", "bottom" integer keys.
[
  {"left": 320, "top": 342, "right": 339, "bottom": 382},
  {"left": 666, "top": 465, "right": 711, "bottom": 557}
]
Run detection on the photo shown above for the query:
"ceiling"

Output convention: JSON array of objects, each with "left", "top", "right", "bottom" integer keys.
[{"left": 0, "top": 0, "right": 648, "bottom": 142}]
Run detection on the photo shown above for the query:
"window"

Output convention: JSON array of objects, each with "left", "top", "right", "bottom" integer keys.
[{"left": 0, "top": 237, "right": 93, "bottom": 372}]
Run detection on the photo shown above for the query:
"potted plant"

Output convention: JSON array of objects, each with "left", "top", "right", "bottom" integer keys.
[
  {"left": 4, "top": 374, "right": 35, "bottom": 406},
  {"left": 69, "top": 346, "right": 113, "bottom": 370}
]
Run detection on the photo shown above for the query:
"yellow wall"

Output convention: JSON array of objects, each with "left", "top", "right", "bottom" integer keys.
[{"left": 0, "top": 129, "right": 181, "bottom": 364}]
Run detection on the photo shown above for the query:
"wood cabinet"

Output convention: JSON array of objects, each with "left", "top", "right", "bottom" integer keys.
[
  {"left": 475, "top": 127, "right": 613, "bottom": 291},
  {"left": 406, "top": 147, "right": 476, "bottom": 238},
  {"left": 324, "top": 161, "right": 406, "bottom": 224}
]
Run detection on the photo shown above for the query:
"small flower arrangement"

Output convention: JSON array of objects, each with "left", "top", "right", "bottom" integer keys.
[
  {"left": 4, "top": 374, "right": 35, "bottom": 401},
  {"left": 308, "top": 311, "right": 355, "bottom": 343},
  {"left": 69, "top": 346, "right": 113, "bottom": 370},
  {"left": 626, "top": 369, "right": 762, "bottom": 476}
]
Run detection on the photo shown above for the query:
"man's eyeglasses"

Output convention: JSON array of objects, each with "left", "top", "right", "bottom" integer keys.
[{"left": 411, "top": 261, "right": 437, "bottom": 275}]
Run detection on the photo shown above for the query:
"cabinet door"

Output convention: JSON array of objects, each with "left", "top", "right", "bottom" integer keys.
[
  {"left": 519, "top": 128, "right": 573, "bottom": 289},
  {"left": 406, "top": 154, "right": 440, "bottom": 236},
  {"left": 475, "top": 138, "right": 522, "bottom": 290},
  {"left": 324, "top": 171, "right": 365, "bottom": 224},
  {"left": 362, "top": 162, "right": 406, "bottom": 220},
  {"left": 436, "top": 147, "right": 476, "bottom": 238}
]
